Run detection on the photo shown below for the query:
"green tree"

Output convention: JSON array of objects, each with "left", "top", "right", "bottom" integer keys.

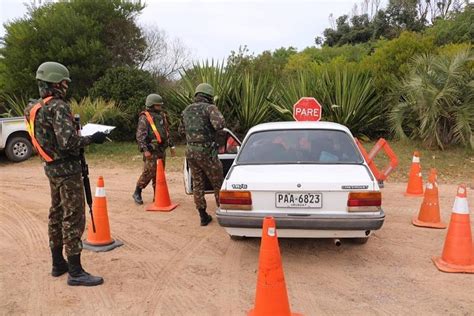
[
  {"left": 426, "top": 5, "right": 474, "bottom": 45},
  {"left": 89, "top": 66, "right": 156, "bottom": 140},
  {"left": 386, "top": 0, "right": 426, "bottom": 33},
  {"left": 0, "top": 0, "right": 145, "bottom": 99},
  {"left": 362, "top": 31, "right": 435, "bottom": 87}
]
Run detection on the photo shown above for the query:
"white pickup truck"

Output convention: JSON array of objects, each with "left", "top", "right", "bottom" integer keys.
[{"left": 0, "top": 117, "right": 33, "bottom": 162}]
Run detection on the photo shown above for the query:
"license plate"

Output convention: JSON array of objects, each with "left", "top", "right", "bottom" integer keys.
[{"left": 275, "top": 192, "right": 322, "bottom": 208}]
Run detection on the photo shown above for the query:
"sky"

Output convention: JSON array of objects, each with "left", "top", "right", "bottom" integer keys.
[{"left": 0, "top": 0, "right": 379, "bottom": 61}]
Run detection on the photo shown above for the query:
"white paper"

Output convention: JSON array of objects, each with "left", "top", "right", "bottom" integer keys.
[{"left": 80, "top": 123, "right": 115, "bottom": 137}]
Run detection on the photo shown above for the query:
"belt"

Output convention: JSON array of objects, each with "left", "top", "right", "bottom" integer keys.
[
  {"left": 187, "top": 142, "right": 213, "bottom": 147},
  {"left": 45, "top": 156, "right": 80, "bottom": 166}
]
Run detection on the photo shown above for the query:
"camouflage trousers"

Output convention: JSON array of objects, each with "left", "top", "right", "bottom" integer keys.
[
  {"left": 48, "top": 173, "right": 85, "bottom": 257},
  {"left": 136, "top": 151, "right": 166, "bottom": 189},
  {"left": 186, "top": 150, "right": 224, "bottom": 210}
]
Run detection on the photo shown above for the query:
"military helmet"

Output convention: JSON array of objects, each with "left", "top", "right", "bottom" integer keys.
[
  {"left": 194, "top": 83, "right": 214, "bottom": 98},
  {"left": 146, "top": 94, "right": 164, "bottom": 108},
  {"left": 36, "top": 61, "right": 71, "bottom": 83}
]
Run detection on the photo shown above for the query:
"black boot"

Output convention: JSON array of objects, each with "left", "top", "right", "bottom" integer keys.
[
  {"left": 198, "top": 208, "right": 212, "bottom": 226},
  {"left": 51, "top": 246, "right": 68, "bottom": 277},
  {"left": 133, "top": 186, "right": 143, "bottom": 205},
  {"left": 67, "top": 254, "right": 104, "bottom": 286}
]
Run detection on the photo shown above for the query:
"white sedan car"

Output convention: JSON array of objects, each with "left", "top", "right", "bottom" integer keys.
[{"left": 214, "top": 121, "right": 384, "bottom": 242}]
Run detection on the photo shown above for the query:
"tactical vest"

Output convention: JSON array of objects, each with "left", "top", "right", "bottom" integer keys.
[
  {"left": 141, "top": 110, "right": 168, "bottom": 148},
  {"left": 182, "top": 102, "right": 215, "bottom": 145}
]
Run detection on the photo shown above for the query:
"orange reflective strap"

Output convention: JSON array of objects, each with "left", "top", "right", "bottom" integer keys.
[
  {"left": 143, "top": 111, "right": 162, "bottom": 144},
  {"left": 26, "top": 97, "right": 54, "bottom": 162},
  {"left": 355, "top": 138, "right": 398, "bottom": 182}
]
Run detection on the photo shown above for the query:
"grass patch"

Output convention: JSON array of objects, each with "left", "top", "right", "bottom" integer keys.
[
  {"left": 363, "top": 139, "right": 473, "bottom": 184},
  {"left": 86, "top": 141, "right": 186, "bottom": 172}
]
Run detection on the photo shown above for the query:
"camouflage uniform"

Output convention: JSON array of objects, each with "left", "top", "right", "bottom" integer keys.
[
  {"left": 179, "top": 94, "right": 226, "bottom": 215},
  {"left": 135, "top": 109, "right": 173, "bottom": 189},
  {"left": 24, "top": 82, "right": 92, "bottom": 257}
]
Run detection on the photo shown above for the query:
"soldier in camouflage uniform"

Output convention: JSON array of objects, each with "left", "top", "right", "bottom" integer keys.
[
  {"left": 179, "top": 83, "right": 225, "bottom": 226},
  {"left": 133, "top": 94, "right": 176, "bottom": 204},
  {"left": 24, "top": 61, "right": 107, "bottom": 286}
]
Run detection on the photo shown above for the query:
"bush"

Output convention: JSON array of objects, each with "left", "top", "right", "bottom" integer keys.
[
  {"left": 427, "top": 6, "right": 474, "bottom": 46},
  {"left": 89, "top": 67, "right": 157, "bottom": 140},
  {"left": 389, "top": 49, "right": 474, "bottom": 149},
  {"left": 70, "top": 97, "right": 130, "bottom": 134},
  {"left": 362, "top": 32, "right": 435, "bottom": 88}
]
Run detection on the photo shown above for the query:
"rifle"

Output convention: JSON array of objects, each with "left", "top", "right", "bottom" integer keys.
[{"left": 74, "top": 114, "right": 96, "bottom": 233}]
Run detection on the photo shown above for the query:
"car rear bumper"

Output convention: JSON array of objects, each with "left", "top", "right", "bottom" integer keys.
[{"left": 216, "top": 210, "right": 385, "bottom": 231}]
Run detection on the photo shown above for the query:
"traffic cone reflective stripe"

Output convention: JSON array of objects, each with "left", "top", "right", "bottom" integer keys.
[
  {"left": 412, "top": 169, "right": 446, "bottom": 229},
  {"left": 83, "top": 176, "right": 123, "bottom": 252},
  {"left": 453, "top": 186, "right": 469, "bottom": 214},
  {"left": 146, "top": 159, "right": 178, "bottom": 212},
  {"left": 405, "top": 151, "right": 424, "bottom": 197},
  {"left": 248, "top": 217, "right": 302, "bottom": 316},
  {"left": 432, "top": 184, "right": 474, "bottom": 273}
]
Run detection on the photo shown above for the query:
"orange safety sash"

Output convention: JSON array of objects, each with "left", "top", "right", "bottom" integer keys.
[
  {"left": 143, "top": 111, "right": 162, "bottom": 144},
  {"left": 25, "top": 96, "right": 54, "bottom": 162}
]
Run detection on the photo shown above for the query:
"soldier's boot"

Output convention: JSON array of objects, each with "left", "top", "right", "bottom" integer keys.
[
  {"left": 132, "top": 186, "right": 143, "bottom": 205},
  {"left": 198, "top": 208, "right": 212, "bottom": 226},
  {"left": 51, "top": 246, "right": 68, "bottom": 277},
  {"left": 67, "top": 254, "right": 104, "bottom": 286}
]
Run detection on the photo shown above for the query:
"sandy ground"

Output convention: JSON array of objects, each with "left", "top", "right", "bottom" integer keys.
[{"left": 1, "top": 159, "right": 473, "bottom": 316}]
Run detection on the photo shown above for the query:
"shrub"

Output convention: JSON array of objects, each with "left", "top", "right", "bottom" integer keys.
[
  {"left": 273, "top": 65, "right": 383, "bottom": 138},
  {"left": 389, "top": 49, "right": 474, "bottom": 149},
  {"left": 89, "top": 67, "right": 156, "bottom": 140},
  {"left": 70, "top": 97, "right": 130, "bottom": 131}
]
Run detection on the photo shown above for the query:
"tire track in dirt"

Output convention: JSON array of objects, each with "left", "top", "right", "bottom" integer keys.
[
  {"left": 1, "top": 180, "right": 47, "bottom": 190},
  {"left": 217, "top": 238, "right": 244, "bottom": 316},
  {"left": 0, "top": 195, "right": 49, "bottom": 314},
  {"left": 289, "top": 251, "right": 393, "bottom": 315},
  {"left": 0, "top": 192, "right": 114, "bottom": 314},
  {"left": 0, "top": 212, "right": 31, "bottom": 253},
  {"left": 0, "top": 196, "right": 47, "bottom": 254},
  {"left": 142, "top": 230, "right": 215, "bottom": 313}
]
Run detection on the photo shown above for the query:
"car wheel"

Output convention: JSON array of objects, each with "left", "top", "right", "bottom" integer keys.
[
  {"left": 229, "top": 235, "right": 246, "bottom": 241},
  {"left": 5, "top": 136, "right": 33, "bottom": 162},
  {"left": 351, "top": 237, "right": 369, "bottom": 245}
]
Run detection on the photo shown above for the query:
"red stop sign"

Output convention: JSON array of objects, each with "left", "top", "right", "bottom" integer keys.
[{"left": 293, "top": 97, "right": 322, "bottom": 121}]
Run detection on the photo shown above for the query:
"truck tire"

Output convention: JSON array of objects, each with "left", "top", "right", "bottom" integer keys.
[{"left": 5, "top": 136, "right": 33, "bottom": 162}]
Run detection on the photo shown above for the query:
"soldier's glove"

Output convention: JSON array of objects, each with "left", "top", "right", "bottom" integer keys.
[{"left": 90, "top": 132, "right": 107, "bottom": 144}]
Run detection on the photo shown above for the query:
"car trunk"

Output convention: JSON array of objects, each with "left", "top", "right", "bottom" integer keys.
[{"left": 224, "top": 164, "right": 376, "bottom": 215}]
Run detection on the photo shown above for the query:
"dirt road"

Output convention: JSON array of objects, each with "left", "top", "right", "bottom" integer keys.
[{"left": 1, "top": 160, "right": 473, "bottom": 315}]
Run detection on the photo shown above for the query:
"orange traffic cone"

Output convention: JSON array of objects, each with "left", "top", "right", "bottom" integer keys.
[
  {"left": 145, "top": 159, "right": 178, "bottom": 212},
  {"left": 248, "top": 217, "right": 302, "bottom": 316},
  {"left": 412, "top": 169, "right": 446, "bottom": 229},
  {"left": 432, "top": 184, "right": 474, "bottom": 273},
  {"left": 405, "top": 151, "right": 424, "bottom": 197},
  {"left": 83, "top": 176, "right": 123, "bottom": 252}
]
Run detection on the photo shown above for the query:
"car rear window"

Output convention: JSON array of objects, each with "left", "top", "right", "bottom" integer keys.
[{"left": 237, "top": 129, "right": 363, "bottom": 164}]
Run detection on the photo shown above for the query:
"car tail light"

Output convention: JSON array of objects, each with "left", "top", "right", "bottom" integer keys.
[
  {"left": 347, "top": 192, "right": 381, "bottom": 212},
  {"left": 220, "top": 191, "right": 252, "bottom": 210}
]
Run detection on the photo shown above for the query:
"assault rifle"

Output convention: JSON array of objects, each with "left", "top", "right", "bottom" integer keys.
[{"left": 74, "top": 114, "right": 96, "bottom": 233}]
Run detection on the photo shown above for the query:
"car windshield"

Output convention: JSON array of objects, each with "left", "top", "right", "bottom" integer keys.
[{"left": 237, "top": 129, "right": 363, "bottom": 164}]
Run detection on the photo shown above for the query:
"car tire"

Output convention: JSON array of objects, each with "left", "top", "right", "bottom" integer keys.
[
  {"left": 5, "top": 136, "right": 33, "bottom": 162},
  {"left": 351, "top": 237, "right": 369, "bottom": 245}
]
